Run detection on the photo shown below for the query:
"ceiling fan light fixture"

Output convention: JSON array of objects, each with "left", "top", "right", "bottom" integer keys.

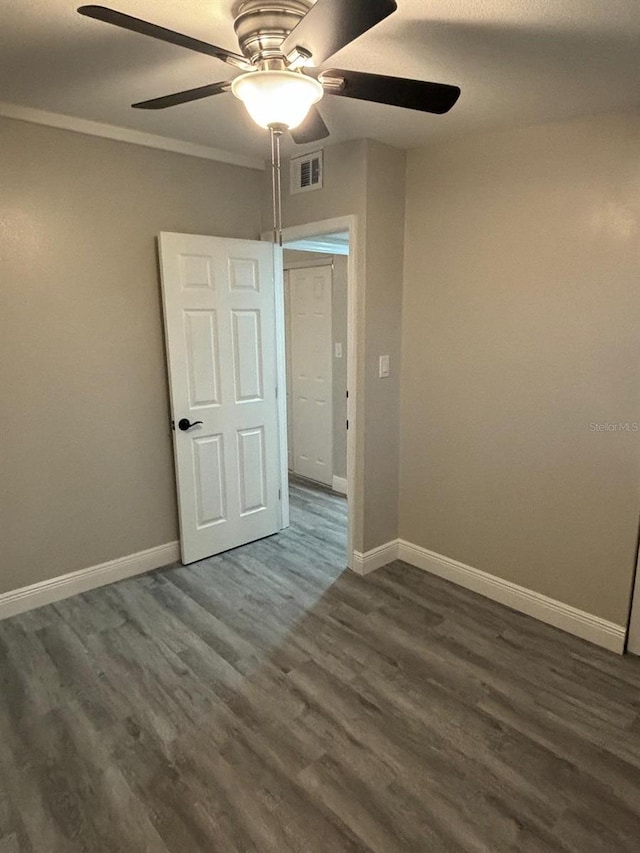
[{"left": 231, "top": 70, "right": 323, "bottom": 130}]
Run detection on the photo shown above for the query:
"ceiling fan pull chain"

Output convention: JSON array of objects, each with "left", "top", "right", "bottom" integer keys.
[
  {"left": 269, "top": 124, "right": 285, "bottom": 246},
  {"left": 269, "top": 125, "right": 278, "bottom": 245},
  {"left": 275, "top": 129, "right": 283, "bottom": 247}
]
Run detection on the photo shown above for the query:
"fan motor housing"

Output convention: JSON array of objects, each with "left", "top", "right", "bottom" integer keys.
[{"left": 234, "top": 0, "right": 313, "bottom": 63}]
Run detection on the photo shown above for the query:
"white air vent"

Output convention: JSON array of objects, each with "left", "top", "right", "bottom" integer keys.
[{"left": 290, "top": 150, "right": 323, "bottom": 195}]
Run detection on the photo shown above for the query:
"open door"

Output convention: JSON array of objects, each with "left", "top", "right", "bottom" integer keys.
[
  {"left": 288, "top": 264, "right": 334, "bottom": 486},
  {"left": 158, "top": 232, "right": 282, "bottom": 564}
]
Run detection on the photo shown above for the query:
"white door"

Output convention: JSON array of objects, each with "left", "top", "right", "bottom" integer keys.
[
  {"left": 158, "top": 232, "right": 281, "bottom": 564},
  {"left": 288, "top": 265, "right": 333, "bottom": 486}
]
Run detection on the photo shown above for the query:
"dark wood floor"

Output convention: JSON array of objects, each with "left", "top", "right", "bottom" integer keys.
[{"left": 1, "top": 481, "right": 640, "bottom": 852}]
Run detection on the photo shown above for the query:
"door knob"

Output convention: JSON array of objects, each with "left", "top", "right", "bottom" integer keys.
[{"left": 178, "top": 418, "right": 203, "bottom": 432}]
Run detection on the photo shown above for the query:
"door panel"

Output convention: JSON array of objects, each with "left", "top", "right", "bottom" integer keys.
[
  {"left": 238, "top": 427, "right": 267, "bottom": 515},
  {"left": 159, "top": 233, "right": 281, "bottom": 564},
  {"left": 193, "top": 435, "right": 226, "bottom": 527},
  {"left": 231, "top": 310, "right": 263, "bottom": 401},
  {"left": 184, "top": 310, "right": 221, "bottom": 407},
  {"left": 288, "top": 265, "right": 333, "bottom": 486}
]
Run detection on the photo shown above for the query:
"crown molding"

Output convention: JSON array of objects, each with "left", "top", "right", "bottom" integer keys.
[{"left": 0, "top": 101, "right": 265, "bottom": 171}]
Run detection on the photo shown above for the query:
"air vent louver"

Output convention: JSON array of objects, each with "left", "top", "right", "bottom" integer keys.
[{"left": 290, "top": 150, "right": 323, "bottom": 195}]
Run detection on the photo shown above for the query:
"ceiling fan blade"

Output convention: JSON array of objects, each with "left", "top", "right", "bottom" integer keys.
[
  {"left": 77, "top": 6, "right": 251, "bottom": 70},
  {"left": 290, "top": 105, "right": 330, "bottom": 144},
  {"left": 132, "top": 81, "right": 230, "bottom": 110},
  {"left": 320, "top": 69, "right": 461, "bottom": 114},
  {"left": 281, "top": 0, "right": 397, "bottom": 66}
]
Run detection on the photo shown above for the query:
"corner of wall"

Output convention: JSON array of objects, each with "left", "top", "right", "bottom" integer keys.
[{"left": 361, "top": 139, "right": 408, "bottom": 552}]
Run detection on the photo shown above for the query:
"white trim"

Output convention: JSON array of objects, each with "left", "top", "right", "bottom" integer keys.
[
  {"left": 344, "top": 218, "right": 358, "bottom": 572},
  {"left": 627, "top": 549, "right": 640, "bottom": 655},
  {"left": 0, "top": 101, "right": 264, "bottom": 171},
  {"left": 284, "top": 238, "right": 349, "bottom": 256},
  {"left": 351, "top": 540, "right": 400, "bottom": 576},
  {"left": 263, "top": 215, "right": 359, "bottom": 571},
  {"left": 272, "top": 243, "right": 291, "bottom": 530},
  {"left": 332, "top": 476, "right": 347, "bottom": 496},
  {"left": 0, "top": 542, "right": 180, "bottom": 621},
  {"left": 397, "top": 540, "right": 626, "bottom": 654}
]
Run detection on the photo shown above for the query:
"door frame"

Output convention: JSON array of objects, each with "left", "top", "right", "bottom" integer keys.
[
  {"left": 263, "top": 215, "right": 359, "bottom": 568},
  {"left": 626, "top": 521, "right": 640, "bottom": 654}
]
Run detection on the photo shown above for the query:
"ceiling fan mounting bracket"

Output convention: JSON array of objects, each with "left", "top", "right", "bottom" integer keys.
[{"left": 233, "top": 0, "right": 313, "bottom": 64}]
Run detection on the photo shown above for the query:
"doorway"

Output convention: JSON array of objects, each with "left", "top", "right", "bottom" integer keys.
[
  {"left": 267, "top": 216, "right": 358, "bottom": 566},
  {"left": 283, "top": 237, "right": 348, "bottom": 557},
  {"left": 284, "top": 250, "right": 347, "bottom": 492},
  {"left": 158, "top": 221, "right": 358, "bottom": 570}
]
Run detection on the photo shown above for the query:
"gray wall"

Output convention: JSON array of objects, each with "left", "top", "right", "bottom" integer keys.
[
  {"left": 283, "top": 251, "right": 348, "bottom": 480},
  {"left": 7, "top": 111, "right": 631, "bottom": 630},
  {"left": 399, "top": 114, "right": 640, "bottom": 625},
  {"left": 363, "top": 141, "right": 406, "bottom": 548},
  {"left": 0, "top": 116, "right": 262, "bottom": 595},
  {"left": 265, "top": 139, "right": 406, "bottom": 552}
]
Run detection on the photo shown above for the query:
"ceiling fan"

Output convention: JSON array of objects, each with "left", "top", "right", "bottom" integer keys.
[
  {"left": 78, "top": 0, "right": 460, "bottom": 241},
  {"left": 77, "top": 0, "right": 461, "bottom": 144}
]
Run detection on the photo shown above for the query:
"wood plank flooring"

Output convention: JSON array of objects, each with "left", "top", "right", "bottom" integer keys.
[{"left": 1, "top": 479, "right": 640, "bottom": 852}]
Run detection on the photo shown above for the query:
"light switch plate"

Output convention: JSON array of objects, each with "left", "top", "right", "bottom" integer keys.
[{"left": 379, "top": 355, "right": 390, "bottom": 378}]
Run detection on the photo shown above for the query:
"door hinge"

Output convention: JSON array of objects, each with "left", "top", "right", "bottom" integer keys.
[
  {"left": 346, "top": 390, "right": 349, "bottom": 398},
  {"left": 276, "top": 385, "right": 279, "bottom": 399},
  {"left": 346, "top": 419, "right": 349, "bottom": 430},
  {"left": 278, "top": 488, "right": 281, "bottom": 500}
]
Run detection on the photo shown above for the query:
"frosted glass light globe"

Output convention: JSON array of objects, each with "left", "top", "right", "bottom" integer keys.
[{"left": 231, "top": 70, "right": 323, "bottom": 130}]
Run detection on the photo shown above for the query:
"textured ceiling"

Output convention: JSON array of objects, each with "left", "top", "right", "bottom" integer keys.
[{"left": 2, "top": 0, "right": 640, "bottom": 160}]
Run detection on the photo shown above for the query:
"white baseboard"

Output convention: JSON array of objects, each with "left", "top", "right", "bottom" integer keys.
[
  {"left": 2, "top": 531, "right": 625, "bottom": 654},
  {"left": 0, "top": 541, "right": 180, "bottom": 621},
  {"left": 332, "top": 476, "right": 347, "bottom": 496},
  {"left": 351, "top": 540, "right": 399, "bottom": 575},
  {"left": 397, "top": 540, "right": 626, "bottom": 654}
]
